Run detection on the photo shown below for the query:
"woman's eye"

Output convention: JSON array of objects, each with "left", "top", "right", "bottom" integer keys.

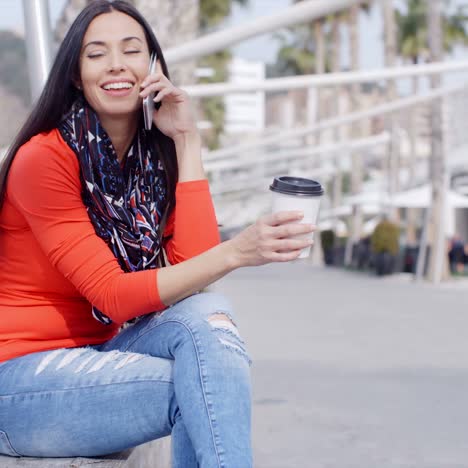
[
  {"left": 87, "top": 53, "right": 104, "bottom": 59},
  {"left": 125, "top": 50, "right": 141, "bottom": 55}
]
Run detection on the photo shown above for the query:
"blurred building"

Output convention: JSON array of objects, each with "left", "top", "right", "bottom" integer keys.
[{"left": 224, "top": 57, "right": 265, "bottom": 135}]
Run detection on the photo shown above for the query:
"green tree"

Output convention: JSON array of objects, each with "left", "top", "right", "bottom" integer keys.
[
  {"left": 269, "top": 27, "right": 316, "bottom": 77},
  {"left": 269, "top": 2, "right": 371, "bottom": 78},
  {"left": 199, "top": 0, "right": 248, "bottom": 149},
  {"left": 396, "top": 0, "right": 468, "bottom": 64},
  {"left": 200, "top": 0, "right": 245, "bottom": 29}
]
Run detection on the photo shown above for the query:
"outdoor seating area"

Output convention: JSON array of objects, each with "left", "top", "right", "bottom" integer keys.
[{"left": 320, "top": 228, "right": 431, "bottom": 276}]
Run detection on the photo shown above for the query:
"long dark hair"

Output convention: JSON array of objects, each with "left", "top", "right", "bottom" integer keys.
[{"left": 0, "top": 0, "right": 178, "bottom": 264}]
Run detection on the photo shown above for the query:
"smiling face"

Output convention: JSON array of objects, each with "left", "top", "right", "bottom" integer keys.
[{"left": 79, "top": 10, "right": 150, "bottom": 121}]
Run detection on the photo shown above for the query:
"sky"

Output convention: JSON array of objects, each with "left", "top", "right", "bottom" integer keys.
[{"left": 1, "top": 0, "right": 468, "bottom": 83}]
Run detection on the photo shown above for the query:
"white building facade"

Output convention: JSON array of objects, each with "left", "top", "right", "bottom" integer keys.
[{"left": 224, "top": 57, "right": 265, "bottom": 135}]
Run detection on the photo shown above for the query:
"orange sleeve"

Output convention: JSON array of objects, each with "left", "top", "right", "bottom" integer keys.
[
  {"left": 163, "top": 180, "right": 221, "bottom": 265},
  {"left": 7, "top": 137, "right": 165, "bottom": 325}
]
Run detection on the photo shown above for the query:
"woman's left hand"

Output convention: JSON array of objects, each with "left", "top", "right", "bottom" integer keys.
[{"left": 139, "top": 61, "right": 197, "bottom": 140}]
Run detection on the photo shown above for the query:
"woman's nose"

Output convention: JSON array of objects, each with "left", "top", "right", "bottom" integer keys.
[{"left": 108, "top": 55, "right": 127, "bottom": 73}]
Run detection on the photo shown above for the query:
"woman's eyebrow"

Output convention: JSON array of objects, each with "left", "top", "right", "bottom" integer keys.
[
  {"left": 82, "top": 37, "right": 143, "bottom": 51},
  {"left": 83, "top": 40, "right": 107, "bottom": 51},
  {"left": 121, "top": 36, "right": 144, "bottom": 44}
]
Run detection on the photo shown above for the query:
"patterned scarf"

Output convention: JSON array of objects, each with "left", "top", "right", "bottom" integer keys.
[{"left": 59, "top": 99, "right": 167, "bottom": 325}]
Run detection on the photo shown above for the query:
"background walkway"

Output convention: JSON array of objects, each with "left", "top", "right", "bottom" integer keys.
[{"left": 212, "top": 263, "right": 468, "bottom": 468}]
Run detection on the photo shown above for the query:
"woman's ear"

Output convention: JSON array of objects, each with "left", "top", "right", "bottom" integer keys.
[{"left": 72, "top": 74, "right": 82, "bottom": 91}]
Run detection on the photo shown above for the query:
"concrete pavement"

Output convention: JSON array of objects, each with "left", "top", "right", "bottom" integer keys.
[{"left": 211, "top": 262, "right": 468, "bottom": 468}]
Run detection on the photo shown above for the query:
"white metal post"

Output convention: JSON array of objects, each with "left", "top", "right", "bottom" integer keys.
[
  {"left": 432, "top": 96, "right": 451, "bottom": 283},
  {"left": 22, "top": 0, "right": 52, "bottom": 102},
  {"left": 428, "top": 0, "right": 447, "bottom": 284}
]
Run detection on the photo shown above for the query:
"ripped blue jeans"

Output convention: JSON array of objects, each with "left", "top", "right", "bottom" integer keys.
[{"left": 0, "top": 293, "right": 252, "bottom": 468}]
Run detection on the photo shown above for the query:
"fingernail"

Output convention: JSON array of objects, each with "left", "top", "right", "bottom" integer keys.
[{"left": 297, "top": 211, "right": 304, "bottom": 217}]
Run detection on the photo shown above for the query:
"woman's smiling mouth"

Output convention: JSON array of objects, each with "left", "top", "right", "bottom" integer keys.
[{"left": 101, "top": 80, "right": 135, "bottom": 96}]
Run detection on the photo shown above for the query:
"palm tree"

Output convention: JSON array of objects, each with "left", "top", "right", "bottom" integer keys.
[
  {"left": 330, "top": 13, "right": 344, "bottom": 218},
  {"left": 396, "top": 0, "right": 468, "bottom": 248},
  {"left": 382, "top": 0, "right": 398, "bottom": 174},
  {"left": 311, "top": 17, "right": 327, "bottom": 150},
  {"left": 381, "top": 0, "right": 401, "bottom": 231},
  {"left": 272, "top": 25, "right": 317, "bottom": 77},
  {"left": 426, "top": 0, "right": 448, "bottom": 282},
  {"left": 325, "top": 6, "right": 367, "bottom": 230},
  {"left": 344, "top": 2, "right": 372, "bottom": 266},
  {"left": 313, "top": 19, "right": 326, "bottom": 75},
  {"left": 382, "top": 0, "right": 397, "bottom": 73},
  {"left": 396, "top": 0, "right": 468, "bottom": 63},
  {"left": 396, "top": 0, "right": 468, "bottom": 173},
  {"left": 396, "top": 0, "right": 428, "bottom": 65},
  {"left": 278, "top": 0, "right": 327, "bottom": 76},
  {"left": 273, "top": 1, "right": 332, "bottom": 146}
]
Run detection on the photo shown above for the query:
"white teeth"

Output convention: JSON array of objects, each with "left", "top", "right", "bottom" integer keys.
[{"left": 103, "top": 82, "right": 133, "bottom": 90}]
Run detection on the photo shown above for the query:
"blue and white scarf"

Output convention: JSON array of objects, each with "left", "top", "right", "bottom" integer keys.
[{"left": 59, "top": 98, "right": 167, "bottom": 324}]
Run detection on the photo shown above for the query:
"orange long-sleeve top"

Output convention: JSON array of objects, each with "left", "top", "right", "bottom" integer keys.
[{"left": 0, "top": 129, "right": 220, "bottom": 363}]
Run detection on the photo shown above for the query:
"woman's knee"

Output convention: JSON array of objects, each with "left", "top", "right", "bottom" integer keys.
[
  {"left": 169, "top": 292, "right": 251, "bottom": 365},
  {"left": 174, "top": 292, "right": 235, "bottom": 320}
]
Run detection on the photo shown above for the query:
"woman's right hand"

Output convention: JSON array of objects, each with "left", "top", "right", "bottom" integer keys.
[
  {"left": 157, "top": 211, "right": 315, "bottom": 307},
  {"left": 226, "top": 211, "right": 316, "bottom": 268}
]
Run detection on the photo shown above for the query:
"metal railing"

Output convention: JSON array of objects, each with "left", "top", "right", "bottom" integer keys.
[{"left": 184, "top": 60, "right": 468, "bottom": 97}]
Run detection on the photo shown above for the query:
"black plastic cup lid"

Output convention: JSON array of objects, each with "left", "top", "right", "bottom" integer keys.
[{"left": 269, "top": 176, "right": 324, "bottom": 197}]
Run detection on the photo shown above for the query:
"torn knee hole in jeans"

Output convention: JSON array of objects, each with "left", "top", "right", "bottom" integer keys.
[
  {"left": 207, "top": 313, "right": 251, "bottom": 365},
  {"left": 208, "top": 313, "right": 239, "bottom": 336}
]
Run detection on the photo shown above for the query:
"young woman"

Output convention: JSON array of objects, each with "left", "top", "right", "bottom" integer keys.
[{"left": 0, "top": 1, "right": 314, "bottom": 466}]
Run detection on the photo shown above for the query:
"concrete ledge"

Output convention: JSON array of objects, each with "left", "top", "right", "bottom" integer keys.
[
  {"left": 127, "top": 437, "right": 171, "bottom": 468},
  {"left": 0, "top": 451, "right": 131, "bottom": 467},
  {"left": 0, "top": 437, "right": 171, "bottom": 468}
]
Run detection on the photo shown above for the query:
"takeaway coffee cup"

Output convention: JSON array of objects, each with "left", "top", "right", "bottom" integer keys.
[{"left": 270, "top": 176, "right": 324, "bottom": 259}]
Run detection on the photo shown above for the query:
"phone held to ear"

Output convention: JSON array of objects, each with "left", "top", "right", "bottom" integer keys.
[{"left": 143, "top": 52, "right": 160, "bottom": 131}]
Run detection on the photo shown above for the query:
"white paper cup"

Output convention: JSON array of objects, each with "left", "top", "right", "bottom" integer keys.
[{"left": 270, "top": 176, "right": 324, "bottom": 259}]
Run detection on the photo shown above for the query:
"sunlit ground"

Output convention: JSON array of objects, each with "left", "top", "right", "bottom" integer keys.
[{"left": 213, "top": 262, "right": 468, "bottom": 468}]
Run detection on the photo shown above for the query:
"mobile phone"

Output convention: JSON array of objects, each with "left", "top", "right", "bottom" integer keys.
[{"left": 143, "top": 52, "right": 157, "bottom": 131}]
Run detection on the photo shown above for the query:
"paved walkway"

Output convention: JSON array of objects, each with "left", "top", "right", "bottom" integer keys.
[{"left": 211, "top": 262, "right": 468, "bottom": 468}]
